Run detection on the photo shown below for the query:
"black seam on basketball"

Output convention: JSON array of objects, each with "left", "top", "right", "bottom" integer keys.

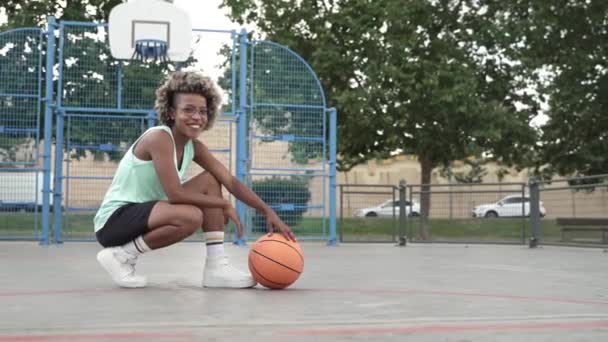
[
  {"left": 256, "top": 240, "right": 304, "bottom": 263},
  {"left": 251, "top": 250, "right": 302, "bottom": 274},
  {"left": 249, "top": 258, "right": 288, "bottom": 286}
]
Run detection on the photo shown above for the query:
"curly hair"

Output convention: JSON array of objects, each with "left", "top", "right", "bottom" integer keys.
[{"left": 154, "top": 71, "right": 223, "bottom": 130}]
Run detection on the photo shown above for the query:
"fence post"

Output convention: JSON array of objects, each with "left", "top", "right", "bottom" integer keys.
[
  {"left": 327, "top": 108, "right": 337, "bottom": 246},
  {"left": 41, "top": 16, "right": 56, "bottom": 246},
  {"left": 147, "top": 111, "right": 156, "bottom": 128},
  {"left": 521, "top": 182, "right": 526, "bottom": 244},
  {"left": 52, "top": 108, "right": 65, "bottom": 244},
  {"left": 529, "top": 177, "right": 540, "bottom": 248},
  {"left": 234, "top": 28, "right": 248, "bottom": 245},
  {"left": 398, "top": 179, "right": 407, "bottom": 246},
  {"left": 339, "top": 184, "right": 343, "bottom": 243}
]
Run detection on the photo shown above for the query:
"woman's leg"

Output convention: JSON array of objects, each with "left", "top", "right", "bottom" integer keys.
[
  {"left": 181, "top": 171, "right": 227, "bottom": 255},
  {"left": 181, "top": 171, "right": 256, "bottom": 288},
  {"left": 181, "top": 170, "right": 224, "bottom": 233},
  {"left": 97, "top": 202, "right": 202, "bottom": 288},
  {"left": 144, "top": 202, "right": 203, "bottom": 249}
]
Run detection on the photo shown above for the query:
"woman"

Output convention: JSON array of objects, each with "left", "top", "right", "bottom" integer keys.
[{"left": 94, "top": 71, "right": 295, "bottom": 288}]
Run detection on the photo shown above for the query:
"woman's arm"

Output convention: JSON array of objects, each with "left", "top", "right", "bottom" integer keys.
[
  {"left": 145, "top": 130, "right": 229, "bottom": 210},
  {"left": 193, "top": 140, "right": 295, "bottom": 240}
]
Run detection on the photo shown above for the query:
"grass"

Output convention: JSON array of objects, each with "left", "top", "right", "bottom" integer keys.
[
  {"left": 0, "top": 212, "right": 591, "bottom": 244},
  {"left": 338, "top": 217, "right": 565, "bottom": 243}
]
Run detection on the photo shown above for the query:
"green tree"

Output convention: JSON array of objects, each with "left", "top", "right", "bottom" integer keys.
[
  {"left": 1, "top": 0, "right": 197, "bottom": 162},
  {"left": 221, "top": 0, "right": 539, "bottom": 239},
  {"left": 439, "top": 159, "right": 488, "bottom": 184},
  {"left": 0, "top": 27, "right": 42, "bottom": 165},
  {"left": 504, "top": 0, "right": 608, "bottom": 178},
  {"left": 217, "top": 39, "right": 326, "bottom": 166},
  {"left": 1, "top": 0, "right": 122, "bottom": 30}
]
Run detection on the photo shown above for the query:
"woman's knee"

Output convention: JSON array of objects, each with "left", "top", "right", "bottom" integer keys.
[
  {"left": 161, "top": 205, "right": 203, "bottom": 236},
  {"left": 202, "top": 171, "right": 222, "bottom": 195},
  {"left": 180, "top": 205, "right": 203, "bottom": 234}
]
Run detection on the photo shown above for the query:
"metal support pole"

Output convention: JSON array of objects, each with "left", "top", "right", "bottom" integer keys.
[
  {"left": 147, "top": 111, "right": 156, "bottom": 128},
  {"left": 529, "top": 177, "right": 540, "bottom": 248},
  {"left": 234, "top": 28, "right": 248, "bottom": 246},
  {"left": 327, "top": 108, "right": 337, "bottom": 246},
  {"left": 53, "top": 21, "right": 66, "bottom": 244},
  {"left": 398, "top": 179, "right": 407, "bottom": 246},
  {"left": 339, "top": 184, "right": 344, "bottom": 243},
  {"left": 41, "top": 16, "right": 56, "bottom": 245}
]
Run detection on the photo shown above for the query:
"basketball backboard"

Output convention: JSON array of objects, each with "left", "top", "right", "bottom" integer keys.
[{"left": 108, "top": 0, "right": 192, "bottom": 62}]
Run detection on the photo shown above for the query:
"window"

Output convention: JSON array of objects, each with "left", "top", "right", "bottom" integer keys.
[{"left": 392, "top": 201, "right": 413, "bottom": 207}]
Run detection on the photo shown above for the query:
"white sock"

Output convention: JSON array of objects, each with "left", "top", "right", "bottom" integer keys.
[
  {"left": 122, "top": 235, "right": 151, "bottom": 257},
  {"left": 203, "top": 231, "right": 225, "bottom": 259}
]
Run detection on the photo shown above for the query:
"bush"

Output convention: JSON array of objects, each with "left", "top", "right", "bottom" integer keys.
[{"left": 251, "top": 176, "right": 311, "bottom": 232}]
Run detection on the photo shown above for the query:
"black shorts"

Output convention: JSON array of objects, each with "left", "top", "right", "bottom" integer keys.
[{"left": 95, "top": 201, "right": 158, "bottom": 247}]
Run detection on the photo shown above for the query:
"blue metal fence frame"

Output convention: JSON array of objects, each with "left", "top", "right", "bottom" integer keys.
[
  {"left": 241, "top": 39, "right": 336, "bottom": 243},
  {"left": 1, "top": 19, "right": 336, "bottom": 245}
]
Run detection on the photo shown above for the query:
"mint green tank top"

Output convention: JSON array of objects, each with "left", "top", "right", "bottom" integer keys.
[{"left": 94, "top": 125, "right": 194, "bottom": 231}]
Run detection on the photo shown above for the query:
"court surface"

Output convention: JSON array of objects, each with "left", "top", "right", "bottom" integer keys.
[{"left": 1, "top": 241, "right": 607, "bottom": 341}]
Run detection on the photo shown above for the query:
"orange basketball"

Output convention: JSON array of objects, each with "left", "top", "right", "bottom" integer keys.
[{"left": 248, "top": 234, "right": 304, "bottom": 289}]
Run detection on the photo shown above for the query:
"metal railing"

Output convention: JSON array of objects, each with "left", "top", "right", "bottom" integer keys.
[{"left": 339, "top": 174, "right": 608, "bottom": 247}]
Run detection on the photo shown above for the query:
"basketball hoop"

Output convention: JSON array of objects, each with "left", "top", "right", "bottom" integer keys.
[
  {"left": 109, "top": 0, "right": 191, "bottom": 62},
  {"left": 131, "top": 39, "right": 170, "bottom": 63}
]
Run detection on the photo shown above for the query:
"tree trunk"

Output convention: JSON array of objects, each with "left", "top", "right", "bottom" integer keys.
[{"left": 419, "top": 156, "right": 433, "bottom": 240}]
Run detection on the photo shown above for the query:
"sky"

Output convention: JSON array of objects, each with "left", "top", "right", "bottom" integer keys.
[{"left": 172, "top": 0, "right": 245, "bottom": 80}]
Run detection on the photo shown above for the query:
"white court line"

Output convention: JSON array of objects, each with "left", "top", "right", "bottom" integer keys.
[{"left": 3, "top": 313, "right": 608, "bottom": 332}]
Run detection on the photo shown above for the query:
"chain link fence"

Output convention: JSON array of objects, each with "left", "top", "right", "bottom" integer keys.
[
  {"left": 340, "top": 174, "right": 608, "bottom": 247},
  {"left": 532, "top": 174, "right": 608, "bottom": 247}
]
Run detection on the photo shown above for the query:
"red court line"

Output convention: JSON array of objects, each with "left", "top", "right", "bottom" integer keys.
[
  {"left": 311, "top": 288, "right": 608, "bottom": 307},
  {"left": 4, "top": 287, "right": 608, "bottom": 308},
  {"left": 0, "top": 289, "right": 115, "bottom": 297},
  {"left": 0, "top": 332, "right": 194, "bottom": 341},
  {"left": 281, "top": 320, "right": 608, "bottom": 336}
]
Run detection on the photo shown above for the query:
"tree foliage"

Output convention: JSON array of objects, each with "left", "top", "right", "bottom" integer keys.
[
  {"left": 1, "top": 0, "right": 122, "bottom": 30},
  {"left": 221, "top": 0, "right": 540, "bottom": 238},
  {"left": 1, "top": 0, "right": 197, "bottom": 163},
  {"left": 503, "top": 0, "right": 608, "bottom": 177}
]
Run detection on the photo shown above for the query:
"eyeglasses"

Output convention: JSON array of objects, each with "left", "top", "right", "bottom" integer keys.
[{"left": 175, "top": 106, "right": 208, "bottom": 118}]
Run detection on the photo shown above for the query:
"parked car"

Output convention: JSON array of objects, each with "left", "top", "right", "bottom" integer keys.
[
  {"left": 355, "top": 199, "right": 420, "bottom": 218},
  {"left": 472, "top": 195, "right": 546, "bottom": 218},
  {"left": 0, "top": 171, "right": 56, "bottom": 212}
]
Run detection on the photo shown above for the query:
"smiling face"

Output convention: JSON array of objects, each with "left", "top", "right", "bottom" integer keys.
[
  {"left": 155, "top": 71, "right": 222, "bottom": 132},
  {"left": 170, "top": 93, "right": 208, "bottom": 139}
]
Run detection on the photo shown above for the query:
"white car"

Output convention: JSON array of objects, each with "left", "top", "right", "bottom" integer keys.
[
  {"left": 472, "top": 195, "right": 546, "bottom": 218},
  {"left": 355, "top": 199, "right": 420, "bottom": 218}
]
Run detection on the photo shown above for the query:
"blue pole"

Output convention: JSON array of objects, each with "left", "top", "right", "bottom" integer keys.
[
  {"left": 230, "top": 30, "right": 237, "bottom": 118},
  {"left": 53, "top": 22, "right": 66, "bottom": 244},
  {"left": 328, "top": 108, "right": 337, "bottom": 246},
  {"left": 117, "top": 61, "right": 123, "bottom": 109},
  {"left": 234, "top": 28, "right": 248, "bottom": 245},
  {"left": 147, "top": 111, "right": 156, "bottom": 128},
  {"left": 40, "top": 16, "right": 56, "bottom": 246},
  {"left": 53, "top": 109, "right": 64, "bottom": 244}
]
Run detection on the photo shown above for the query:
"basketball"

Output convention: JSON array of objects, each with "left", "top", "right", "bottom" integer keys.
[{"left": 248, "top": 235, "right": 304, "bottom": 289}]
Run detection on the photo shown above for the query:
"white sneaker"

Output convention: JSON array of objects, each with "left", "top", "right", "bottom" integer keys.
[
  {"left": 96, "top": 247, "right": 147, "bottom": 288},
  {"left": 203, "top": 256, "right": 257, "bottom": 288}
]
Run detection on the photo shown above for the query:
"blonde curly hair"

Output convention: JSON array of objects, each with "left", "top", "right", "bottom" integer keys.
[{"left": 154, "top": 71, "right": 223, "bottom": 130}]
